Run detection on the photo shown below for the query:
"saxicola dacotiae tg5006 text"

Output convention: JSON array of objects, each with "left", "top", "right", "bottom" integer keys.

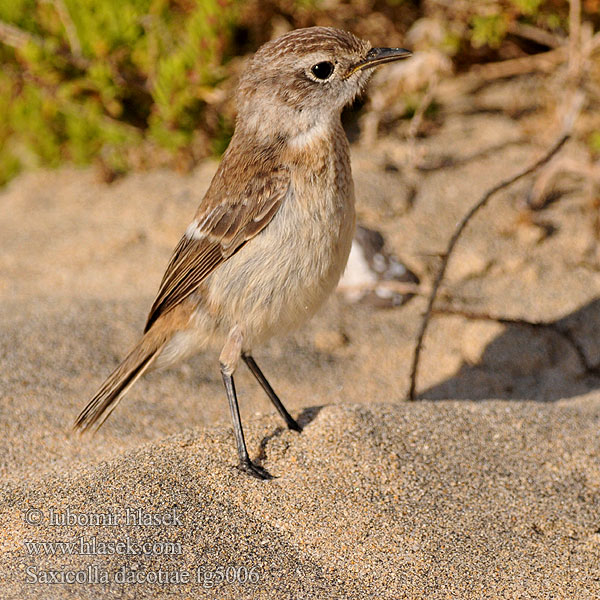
[{"left": 75, "top": 27, "right": 411, "bottom": 479}]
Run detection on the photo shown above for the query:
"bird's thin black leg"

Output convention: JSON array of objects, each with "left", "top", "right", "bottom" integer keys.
[
  {"left": 242, "top": 354, "right": 302, "bottom": 432},
  {"left": 220, "top": 364, "right": 273, "bottom": 480}
]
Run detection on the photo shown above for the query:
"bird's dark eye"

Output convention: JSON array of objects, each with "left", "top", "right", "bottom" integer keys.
[{"left": 310, "top": 61, "right": 334, "bottom": 80}]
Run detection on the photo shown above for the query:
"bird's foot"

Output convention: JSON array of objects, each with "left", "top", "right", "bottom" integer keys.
[
  {"left": 286, "top": 418, "right": 303, "bottom": 433},
  {"left": 237, "top": 459, "right": 274, "bottom": 480}
]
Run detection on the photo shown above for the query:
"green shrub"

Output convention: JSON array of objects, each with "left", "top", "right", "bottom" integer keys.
[
  {"left": 0, "top": 0, "right": 595, "bottom": 187},
  {"left": 0, "top": 0, "right": 238, "bottom": 185}
]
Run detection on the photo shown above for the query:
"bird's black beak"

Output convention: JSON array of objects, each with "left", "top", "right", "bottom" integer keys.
[{"left": 348, "top": 47, "right": 412, "bottom": 76}]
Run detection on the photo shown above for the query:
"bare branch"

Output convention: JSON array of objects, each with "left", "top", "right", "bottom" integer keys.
[
  {"left": 568, "top": 0, "right": 582, "bottom": 80},
  {"left": 407, "top": 134, "right": 570, "bottom": 401},
  {"left": 0, "top": 17, "right": 88, "bottom": 69},
  {"left": 0, "top": 20, "right": 42, "bottom": 49},
  {"left": 469, "top": 47, "right": 568, "bottom": 81},
  {"left": 50, "top": 0, "right": 83, "bottom": 58},
  {"left": 406, "top": 80, "right": 437, "bottom": 168},
  {"left": 337, "top": 280, "right": 424, "bottom": 297},
  {"left": 506, "top": 22, "right": 564, "bottom": 49}
]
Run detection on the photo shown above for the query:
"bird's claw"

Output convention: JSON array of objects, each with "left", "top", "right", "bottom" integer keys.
[{"left": 237, "top": 459, "right": 274, "bottom": 480}]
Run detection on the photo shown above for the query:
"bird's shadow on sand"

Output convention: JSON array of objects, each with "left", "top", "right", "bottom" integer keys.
[
  {"left": 418, "top": 298, "right": 600, "bottom": 402},
  {"left": 255, "top": 406, "right": 325, "bottom": 467}
]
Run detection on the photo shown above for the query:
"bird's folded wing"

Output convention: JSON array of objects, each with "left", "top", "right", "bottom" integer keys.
[{"left": 144, "top": 166, "right": 290, "bottom": 332}]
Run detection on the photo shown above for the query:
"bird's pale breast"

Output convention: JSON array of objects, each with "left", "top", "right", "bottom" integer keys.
[{"left": 202, "top": 121, "right": 355, "bottom": 350}]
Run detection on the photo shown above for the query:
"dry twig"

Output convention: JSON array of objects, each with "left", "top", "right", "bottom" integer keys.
[
  {"left": 506, "top": 21, "right": 564, "bottom": 49},
  {"left": 407, "top": 134, "right": 570, "bottom": 401},
  {"left": 0, "top": 20, "right": 41, "bottom": 49},
  {"left": 338, "top": 280, "right": 424, "bottom": 297},
  {"left": 568, "top": 0, "right": 582, "bottom": 80},
  {"left": 48, "top": 0, "right": 83, "bottom": 58},
  {"left": 406, "top": 80, "right": 437, "bottom": 166},
  {"left": 469, "top": 46, "right": 568, "bottom": 81},
  {"left": 0, "top": 17, "right": 88, "bottom": 69}
]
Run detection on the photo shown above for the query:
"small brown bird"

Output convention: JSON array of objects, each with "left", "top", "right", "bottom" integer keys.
[{"left": 75, "top": 27, "right": 411, "bottom": 479}]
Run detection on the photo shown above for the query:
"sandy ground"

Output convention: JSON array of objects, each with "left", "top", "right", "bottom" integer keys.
[{"left": 1, "top": 75, "right": 600, "bottom": 598}]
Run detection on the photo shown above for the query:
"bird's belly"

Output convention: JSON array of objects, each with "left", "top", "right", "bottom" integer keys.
[{"left": 204, "top": 186, "right": 355, "bottom": 349}]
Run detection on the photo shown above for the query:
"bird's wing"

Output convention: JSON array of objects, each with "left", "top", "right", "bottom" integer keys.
[{"left": 144, "top": 166, "right": 290, "bottom": 332}]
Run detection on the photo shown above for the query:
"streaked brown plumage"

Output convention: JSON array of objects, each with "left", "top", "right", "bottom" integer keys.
[{"left": 74, "top": 27, "right": 411, "bottom": 479}]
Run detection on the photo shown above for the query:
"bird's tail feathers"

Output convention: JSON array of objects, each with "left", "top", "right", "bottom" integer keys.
[{"left": 74, "top": 337, "right": 163, "bottom": 433}]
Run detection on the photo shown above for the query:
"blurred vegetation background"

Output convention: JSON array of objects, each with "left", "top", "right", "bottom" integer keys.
[{"left": 0, "top": 0, "right": 598, "bottom": 186}]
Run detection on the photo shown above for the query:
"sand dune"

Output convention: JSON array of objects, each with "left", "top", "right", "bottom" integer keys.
[{"left": 3, "top": 401, "right": 600, "bottom": 599}]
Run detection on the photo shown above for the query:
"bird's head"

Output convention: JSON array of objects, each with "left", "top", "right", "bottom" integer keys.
[{"left": 236, "top": 27, "right": 411, "bottom": 138}]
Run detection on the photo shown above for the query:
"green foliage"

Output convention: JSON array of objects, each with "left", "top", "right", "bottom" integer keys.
[
  {"left": 211, "top": 113, "right": 234, "bottom": 157},
  {"left": 0, "top": 0, "right": 594, "bottom": 187},
  {"left": 464, "top": 1, "right": 571, "bottom": 51},
  {"left": 510, "top": 0, "right": 544, "bottom": 16},
  {"left": 471, "top": 14, "right": 509, "bottom": 49},
  {"left": 590, "top": 131, "right": 600, "bottom": 156},
  {"left": 0, "top": 0, "right": 238, "bottom": 185}
]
